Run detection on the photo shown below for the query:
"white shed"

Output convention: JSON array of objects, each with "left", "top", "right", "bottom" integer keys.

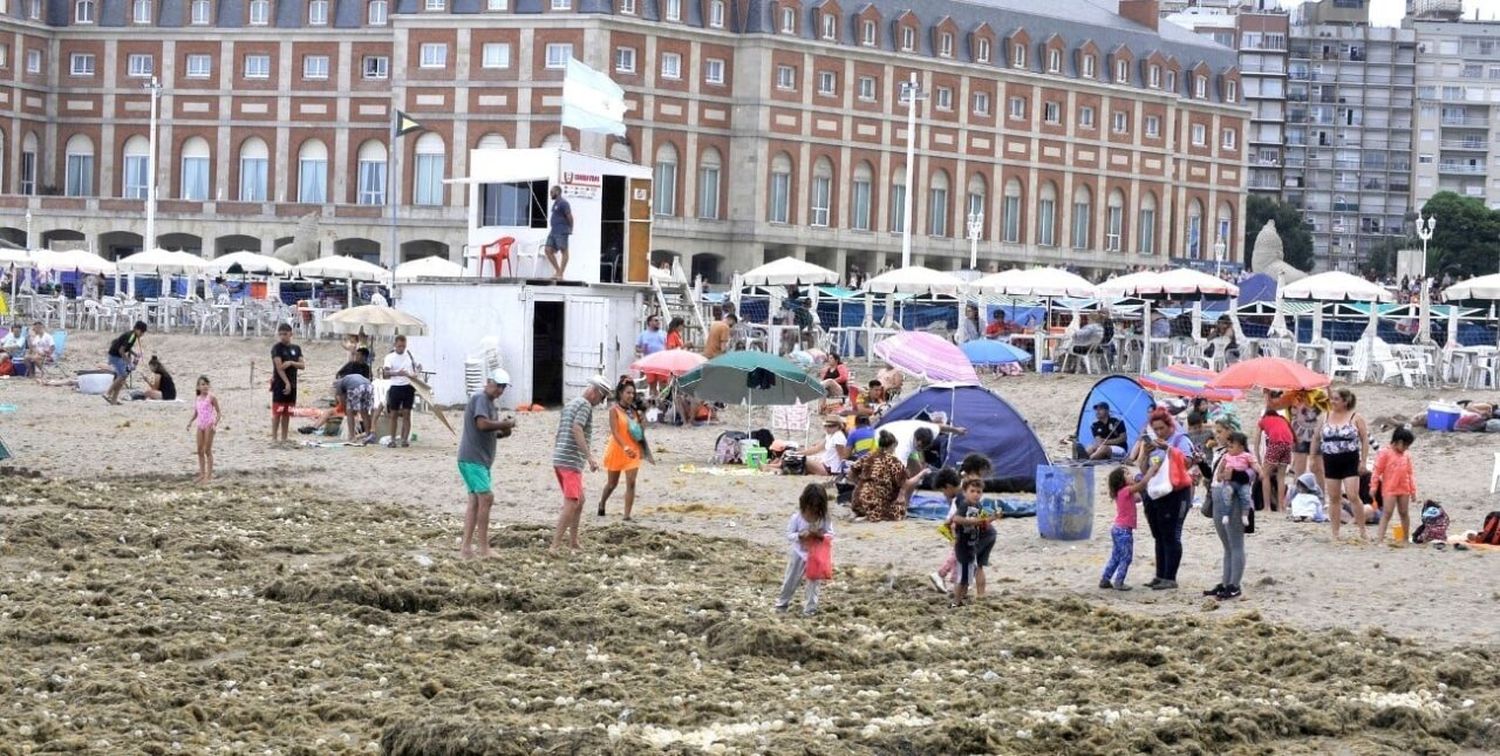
[{"left": 399, "top": 280, "right": 644, "bottom": 408}]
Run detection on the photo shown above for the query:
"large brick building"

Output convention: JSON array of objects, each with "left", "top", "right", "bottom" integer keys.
[{"left": 0, "top": 0, "right": 1247, "bottom": 282}]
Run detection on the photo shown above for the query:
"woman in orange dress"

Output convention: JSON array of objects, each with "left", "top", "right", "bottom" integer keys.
[{"left": 598, "top": 377, "right": 654, "bottom": 520}]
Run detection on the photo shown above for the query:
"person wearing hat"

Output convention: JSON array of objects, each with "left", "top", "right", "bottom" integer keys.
[
  {"left": 550, "top": 374, "right": 611, "bottom": 553},
  {"left": 458, "top": 369, "right": 515, "bottom": 559},
  {"left": 1083, "top": 403, "right": 1127, "bottom": 461},
  {"left": 799, "top": 415, "right": 850, "bottom": 477}
]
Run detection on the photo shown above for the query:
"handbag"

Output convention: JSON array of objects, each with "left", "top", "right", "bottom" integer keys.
[
  {"left": 1168, "top": 447, "right": 1193, "bottom": 490},
  {"left": 1146, "top": 451, "right": 1175, "bottom": 499},
  {"left": 804, "top": 535, "right": 833, "bottom": 581}
]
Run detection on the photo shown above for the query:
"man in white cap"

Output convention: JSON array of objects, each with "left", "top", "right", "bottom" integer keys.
[
  {"left": 458, "top": 369, "right": 515, "bottom": 559},
  {"left": 550, "top": 374, "right": 611, "bottom": 553}
]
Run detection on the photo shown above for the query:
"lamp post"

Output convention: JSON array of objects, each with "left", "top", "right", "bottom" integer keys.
[
  {"left": 144, "top": 75, "right": 161, "bottom": 255},
  {"left": 1213, "top": 234, "right": 1227, "bottom": 278},
  {"left": 1416, "top": 214, "right": 1436, "bottom": 345},
  {"left": 966, "top": 210, "right": 984, "bottom": 271},
  {"left": 24, "top": 209, "right": 31, "bottom": 250},
  {"left": 899, "top": 73, "right": 926, "bottom": 269}
]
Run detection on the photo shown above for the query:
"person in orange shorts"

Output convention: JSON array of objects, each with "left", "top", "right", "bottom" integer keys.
[{"left": 597, "top": 376, "right": 654, "bottom": 520}]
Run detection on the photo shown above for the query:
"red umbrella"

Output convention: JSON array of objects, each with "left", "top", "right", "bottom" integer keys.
[
  {"left": 631, "top": 348, "right": 706, "bottom": 378},
  {"left": 1138, "top": 363, "right": 1243, "bottom": 401},
  {"left": 1206, "top": 357, "right": 1331, "bottom": 392}
]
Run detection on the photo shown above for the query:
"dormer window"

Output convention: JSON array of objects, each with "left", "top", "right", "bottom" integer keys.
[
  {"left": 132, "top": 0, "right": 150, "bottom": 24},
  {"left": 709, "top": 0, "right": 723, "bottom": 27},
  {"left": 74, "top": 0, "right": 93, "bottom": 22},
  {"left": 976, "top": 37, "right": 990, "bottom": 63},
  {"left": 862, "top": 20, "right": 875, "bottom": 46},
  {"left": 1226, "top": 79, "right": 1237, "bottom": 102},
  {"left": 780, "top": 6, "right": 794, "bottom": 34},
  {"left": 1195, "top": 74, "right": 1207, "bottom": 98},
  {"left": 1116, "top": 59, "right": 1129, "bottom": 83},
  {"left": 901, "top": 26, "right": 914, "bottom": 52},
  {"left": 1047, "top": 48, "right": 1060, "bottom": 73},
  {"left": 248, "top": 0, "right": 268, "bottom": 25},
  {"left": 1081, "top": 54, "right": 1095, "bottom": 78},
  {"left": 308, "top": 0, "right": 327, "bottom": 24},
  {"left": 1012, "top": 43, "right": 1025, "bottom": 68},
  {"left": 1148, "top": 64, "right": 1160, "bottom": 88},
  {"left": 822, "top": 13, "right": 835, "bottom": 40},
  {"left": 940, "top": 32, "right": 952, "bottom": 57},
  {"left": 1166, "top": 70, "right": 1177, "bottom": 93},
  {"left": 619, "top": 0, "right": 634, "bottom": 13}
]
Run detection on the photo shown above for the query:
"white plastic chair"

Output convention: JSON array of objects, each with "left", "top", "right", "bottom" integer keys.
[
  {"left": 771, "top": 401, "right": 812, "bottom": 445},
  {"left": 1490, "top": 452, "right": 1500, "bottom": 493}
]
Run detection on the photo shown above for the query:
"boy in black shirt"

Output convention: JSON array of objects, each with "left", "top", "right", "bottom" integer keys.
[
  {"left": 104, "top": 321, "right": 148, "bottom": 406},
  {"left": 270, "top": 323, "right": 306, "bottom": 442}
]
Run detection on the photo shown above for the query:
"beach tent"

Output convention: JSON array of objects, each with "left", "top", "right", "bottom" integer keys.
[
  {"left": 1074, "top": 375, "right": 1155, "bottom": 456},
  {"left": 1236, "top": 273, "right": 1277, "bottom": 307},
  {"left": 877, "top": 382, "right": 1049, "bottom": 492}
]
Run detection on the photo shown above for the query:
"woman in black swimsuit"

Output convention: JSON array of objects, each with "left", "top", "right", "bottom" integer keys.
[
  {"left": 145, "top": 355, "right": 177, "bottom": 401},
  {"left": 1315, "top": 387, "right": 1369, "bottom": 543}
]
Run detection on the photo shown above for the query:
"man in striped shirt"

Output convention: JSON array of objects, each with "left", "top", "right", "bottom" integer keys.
[{"left": 550, "top": 374, "right": 613, "bottom": 553}]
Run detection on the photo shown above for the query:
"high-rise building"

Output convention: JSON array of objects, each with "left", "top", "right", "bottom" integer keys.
[
  {"left": 0, "top": 0, "right": 1247, "bottom": 280},
  {"left": 1409, "top": 9, "right": 1500, "bottom": 211},
  {"left": 1285, "top": 0, "right": 1416, "bottom": 271},
  {"left": 1164, "top": 2, "right": 1290, "bottom": 198}
]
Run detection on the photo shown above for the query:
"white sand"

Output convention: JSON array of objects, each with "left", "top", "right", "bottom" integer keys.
[{"left": 4, "top": 331, "right": 1497, "bottom": 645}]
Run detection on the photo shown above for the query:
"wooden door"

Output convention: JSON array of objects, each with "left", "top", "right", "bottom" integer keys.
[{"left": 626, "top": 177, "right": 653, "bottom": 284}]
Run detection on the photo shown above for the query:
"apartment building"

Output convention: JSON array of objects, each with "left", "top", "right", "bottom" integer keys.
[
  {"left": 1285, "top": 0, "right": 1416, "bottom": 271},
  {"left": 1409, "top": 1, "right": 1500, "bottom": 210},
  {"left": 0, "top": 0, "right": 1248, "bottom": 280}
]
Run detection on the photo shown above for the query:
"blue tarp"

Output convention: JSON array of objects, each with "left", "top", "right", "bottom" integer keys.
[
  {"left": 1075, "top": 376, "right": 1155, "bottom": 454},
  {"left": 878, "top": 383, "right": 1050, "bottom": 493},
  {"left": 1237, "top": 273, "right": 1277, "bottom": 306}
]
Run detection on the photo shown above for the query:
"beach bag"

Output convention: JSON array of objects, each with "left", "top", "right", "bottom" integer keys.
[
  {"left": 804, "top": 535, "right": 833, "bottom": 581},
  {"left": 1472, "top": 511, "right": 1500, "bottom": 546},
  {"left": 1168, "top": 448, "right": 1193, "bottom": 489},
  {"left": 1146, "top": 454, "right": 1175, "bottom": 499},
  {"left": 712, "top": 431, "right": 747, "bottom": 464},
  {"left": 1412, "top": 501, "right": 1449, "bottom": 544},
  {"left": 781, "top": 452, "right": 807, "bottom": 476}
]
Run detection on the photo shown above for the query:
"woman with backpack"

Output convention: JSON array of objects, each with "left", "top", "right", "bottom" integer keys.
[
  {"left": 1315, "top": 387, "right": 1371, "bottom": 543},
  {"left": 1137, "top": 409, "right": 1197, "bottom": 591}
]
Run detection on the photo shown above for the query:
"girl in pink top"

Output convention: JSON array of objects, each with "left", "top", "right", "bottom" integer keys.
[
  {"left": 1373, "top": 427, "right": 1417, "bottom": 545},
  {"left": 1100, "top": 467, "right": 1141, "bottom": 590},
  {"left": 186, "top": 375, "right": 221, "bottom": 484}
]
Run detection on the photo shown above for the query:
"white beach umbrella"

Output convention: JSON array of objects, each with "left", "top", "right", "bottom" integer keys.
[
  {"left": 323, "top": 304, "right": 428, "bottom": 336},
  {"left": 971, "top": 267, "right": 1096, "bottom": 298},
  {"left": 32, "top": 248, "right": 116, "bottom": 275},
  {"left": 116, "top": 248, "right": 209, "bottom": 276},
  {"left": 739, "top": 256, "right": 840, "bottom": 287},
  {"left": 1281, "top": 271, "right": 1394, "bottom": 302},
  {"left": 0, "top": 248, "right": 35, "bottom": 269},
  {"left": 207, "top": 251, "right": 293, "bottom": 276},
  {"left": 394, "top": 255, "right": 465, "bottom": 282},
  {"left": 862, "top": 266, "right": 965, "bottom": 297},
  {"left": 292, "top": 255, "right": 392, "bottom": 284},
  {"left": 1097, "top": 268, "right": 1238, "bottom": 298},
  {"left": 1444, "top": 273, "right": 1500, "bottom": 301}
]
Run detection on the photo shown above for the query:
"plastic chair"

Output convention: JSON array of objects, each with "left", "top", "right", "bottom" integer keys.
[
  {"left": 50, "top": 331, "right": 66, "bottom": 363},
  {"left": 1491, "top": 452, "right": 1500, "bottom": 493},
  {"left": 479, "top": 237, "right": 516, "bottom": 278}
]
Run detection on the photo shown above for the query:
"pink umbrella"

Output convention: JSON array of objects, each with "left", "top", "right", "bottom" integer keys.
[
  {"left": 631, "top": 348, "right": 706, "bottom": 379},
  {"left": 872, "top": 331, "right": 979, "bottom": 383}
]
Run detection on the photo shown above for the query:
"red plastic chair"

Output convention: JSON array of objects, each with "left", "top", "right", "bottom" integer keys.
[{"left": 479, "top": 236, "right": 516, "bottom": 278}]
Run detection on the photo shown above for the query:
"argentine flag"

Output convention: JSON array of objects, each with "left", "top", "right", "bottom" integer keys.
[{"left": 562, "top": 58, "right": 627, "bottom": 137}]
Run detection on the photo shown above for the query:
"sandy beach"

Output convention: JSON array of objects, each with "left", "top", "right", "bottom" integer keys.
[{"left": 2, "top": 331, "right": 1498, "bottom": 751}]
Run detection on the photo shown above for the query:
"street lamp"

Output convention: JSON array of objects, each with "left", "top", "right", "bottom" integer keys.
[
  {"left": 1416, "top": 214, "right": 1436, "bottom": 345},
  {"left": 899, "top": 73, "right": 927, "bottom": 269},
  {"left": 966, "top": 210, "right": 984, "bottom": 270},
  {"left": 24, "top": 209, "right": 31, "bottom": 251},
  {"left": 143, "top": 76, "right": 162, "bottom": 254},
  {"left": 1213, "top": 234, "right": 1227, "bottom": 277}
]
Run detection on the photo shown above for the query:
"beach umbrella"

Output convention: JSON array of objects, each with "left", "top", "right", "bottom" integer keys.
[
  {"left": 292, "top": 255, "right": 392, "bottom": 283},
  {"left": 630, "top": 348, "right": 706, "bottom": 378},
  {"left": 1207, "top": 356, "right": 1330, "bottom": 392},
  {"left": 677, "top": 350, "right": 826, "bottom": 406},
  {"left": 739, "top": 256, "right": 840, "bottom": 287},
  {"left": 0, "top": 248, "right": 34, "bottom": 269},
  {"left": 1097, "top": 268, "right": 1239, "bottom": 298},
  {"left": 323, "top": 304, "right": 427, "bottom": 336},
  {"left": 872, "top": 331, "right": 980, "bottom": 382},
  {"left": 862, "top": 266, "right": 966, "bottom": 297},
  {"left": 394, "top": 255, "right": 465, "bottom": 282},
  {"left": 207, "top": 251, "right": 292, "bottom": 276},
  {"left": 1138, "top": 363, "right": 1243, "bottom": 401},
  {"left": 959, "top": 339, "right": 1032, "bottom": 366},
  {"left": 32, "top": 248, "right": 116, "bottom": 275},
  {"left": 116, "top": 248, "right": 209, "bottom": 275},
  {"left": 1444, "top": 273, "right": 1500, "bottom": 301},
  {"left": 971, "top": 267, "right": 1096, "bottom": 298},
  {"left": 1282, "top": 271, "right": 1394, "bottom": 302}
]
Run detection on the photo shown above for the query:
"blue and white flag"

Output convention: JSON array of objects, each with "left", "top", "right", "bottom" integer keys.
[{"left": 562, "top": 58, "right": 627, "bottom": 137}]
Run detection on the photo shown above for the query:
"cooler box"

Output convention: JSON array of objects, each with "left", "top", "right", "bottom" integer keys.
[
  {"left": 1040, "top": 360, "right": 1055, "bottom": 374},
  {"left": 1427, "top": 402, "right": 1460, "bottom": 432},
  {"left": 77, "top": 371, "right": 113, "bottom": 395},
  {"left": 1035, "top": 463, "right": 1095, "bottom": 540}
]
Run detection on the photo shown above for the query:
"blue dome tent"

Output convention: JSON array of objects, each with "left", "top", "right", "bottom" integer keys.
[
  {"left": 1074, "top": 375, "right": 1155, "bottom": 459},
  {"left": 878, "top": 382, "right": 1050, "bottom": 492}
]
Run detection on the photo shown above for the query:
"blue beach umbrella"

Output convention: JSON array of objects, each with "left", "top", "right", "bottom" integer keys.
[{"left": 959, "top": 339, "right": 1032, "bottom": 366}]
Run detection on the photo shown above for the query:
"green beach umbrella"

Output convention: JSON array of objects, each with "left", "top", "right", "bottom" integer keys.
[{"left": 678, "top": 350, "right": 826, "bottom": 406}]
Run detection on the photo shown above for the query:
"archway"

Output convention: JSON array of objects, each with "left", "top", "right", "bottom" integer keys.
[
  {"left": 335, "top": 237, "right": 381, "bottom": 260},
  {"left": 214, "top": 234, "right": 261, "bottom": 256},
  {"left": 42, "top": 229, "right": 86, "bottom": 249},
  {"left": 0, "top": 227, "right": 25, "bottom": 248},
  {"left": 399, "top": 239, "right": 448, "bottom": 262},
  {"left": 97, "top": 230, "right": 143, "bottom": 259},
  {"left": 157, "top": 232, "right": 203, "bottom": 254},
  {"left": 689, "top": 252, "right": 723, "bottom": 285}
]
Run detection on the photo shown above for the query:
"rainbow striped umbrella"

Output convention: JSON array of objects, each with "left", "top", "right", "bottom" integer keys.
[{"left": 1139, "top": 363, "right": 1243, "bottom": 401}]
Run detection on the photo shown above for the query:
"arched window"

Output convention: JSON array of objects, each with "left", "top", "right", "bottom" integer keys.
[
  {"left": 810, "top": 157, "right": 833, "bottom": 227},
  {"left": 539, "top": 133, "right": 571, "bottom": 151},
  {"left": 239, "top": 137, "right": 268, "bottom": 201},
  {"left": 1137, "top": 192, "right": 1157, "bottom": 255},
  {"left": 121, "top": 135, "right": 150, "bottom": 199},
  {"left": 1187, "top": 199, "right": 1204, "bottom": 259},
  {"left": 851, "top": 161, "right": 873, "bottom": 231},
  {"left": 1001, "top": 179, "right": 1022, "bottom": 243},
  {"left": 20, "top": 131, "right": 37, "bottom": 195},
  {"left": 477, "top": 133, "right": 508, "bottom": 151},
  {"left": 413, "top": 132, "right": 445, "bottom": 205},
  {"left": 298, "top": 139, "right": 328, "bottom": 203},
  {"left": 1071, "top": 185, "right": 1091, "bottom": 249},
  {"left": 928, "top": 170, "right": 949, "bottom": 237},
  {"left": 132, "top": 0, "right": 151, "bottom": 23},
  {"left": 1106, "top": 190, "right": 1124, "bottom": 252},
  {"left": 697, "top": 147, "right": 721, "bottom": 220},
  {"left": 367, "top": 0, "right": 387, "bottom": 24},
  {"left": 1037, "top": 182, "right": 1057, "bottom": 247},
  {"left": 74, "top": 0, "right": 94, "bottom": 23},
  {"left": 652, "top": 142, "right": 677, "bottom": 217},
  {"left": 768, "top": 152, "right": 792, "bottom": 224},
  {"left": 64, "top": 134, "right": 94, "bottom": 196},
  {"left": 890, "top": 166, "right": 907, "bottom": 233},
  {"left": 1216, "top": 202, "right": 1233, "bottom": 261},
  {"left": 356, "top": 140, "right": 387, "bottom": 205},
  {"left": 179, "top": 136, "right": 211, "bottom": 200},
  {"left": 966, "top": 173, "right": 987, "bottom": 240}
]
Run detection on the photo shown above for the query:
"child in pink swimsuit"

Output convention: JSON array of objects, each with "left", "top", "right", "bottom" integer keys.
[{"left": 186, "top": 375, "right": 221, "bottom": 484}]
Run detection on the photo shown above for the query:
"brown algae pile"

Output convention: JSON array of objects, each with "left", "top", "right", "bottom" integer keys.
[{"left": 0, "top": 477, "right": 1496, "bottom": 754}]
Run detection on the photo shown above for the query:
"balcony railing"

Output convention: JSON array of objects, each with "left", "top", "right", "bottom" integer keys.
[
  {"left": 1437, "top": 163, "right": 1487, "bottom": 175},
  {"left": 1440, "top": 139, "right": 1489, "bottom": 151},
  {"left": 1440, "top": 116, "right": 1490, "bottom": 127}
]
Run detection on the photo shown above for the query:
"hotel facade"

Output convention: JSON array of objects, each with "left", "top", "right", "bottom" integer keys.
[{"left": 0, "top": 0, "right": 1247, "bottom": 282}]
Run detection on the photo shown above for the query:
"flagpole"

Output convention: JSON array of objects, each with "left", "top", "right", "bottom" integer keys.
[{"left": 387, "top": 111, "right": 398, "bottom": 271}]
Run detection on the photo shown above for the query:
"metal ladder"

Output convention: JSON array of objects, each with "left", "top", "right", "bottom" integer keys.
[{"left": 651, "top": 275, "right": 707, "bottom": 349}]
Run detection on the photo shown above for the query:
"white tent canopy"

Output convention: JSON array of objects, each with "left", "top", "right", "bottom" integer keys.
[
  {"left": 1281, "top": 271, "right": 1393, "bottom": 302},
  {"left": 394, "top": 255, "right": 465, "bottom": 282},
  {"left": 862, "top": 265, "right": 965, "bottom": 296},
  {"left": 970, "top": 267, "right": 1096, "bottom": 298},
  {"left": 116, "top": 248, "right": 210, "bottom": 275},
  {"left": 738, "top": 256, "right": 840, "bottom": 287},
  {"left": 1096, "top": 268, "right": 1238, "bottom": 298},
  {"left": 1444, "top": 273, "right": 1500, "bottom": 301},
  {"left": 292, "top": 255, "right": 392, "bottom": 284},
  {"left": 32, "top": 249, "right": 116, "bottom": 275},
  {"left": 207, "top": 251, "right": 293, "bottom": 276},
  {"left": 0, "top": 248, "right": 34, "bottom": 268}
]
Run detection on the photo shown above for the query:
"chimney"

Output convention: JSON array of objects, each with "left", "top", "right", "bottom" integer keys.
[{"left": 1119, "top": 0, "right": 1160, "bottom": 32}]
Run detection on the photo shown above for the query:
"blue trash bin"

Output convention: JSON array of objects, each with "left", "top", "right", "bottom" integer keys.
[{"left": 1035, "top": 463, "right": 1096, "bottom": 541}]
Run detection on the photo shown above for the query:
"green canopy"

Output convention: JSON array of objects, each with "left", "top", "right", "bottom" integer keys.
[{"left": 678, "top": 350, "right": 826, "bottom": 406}]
